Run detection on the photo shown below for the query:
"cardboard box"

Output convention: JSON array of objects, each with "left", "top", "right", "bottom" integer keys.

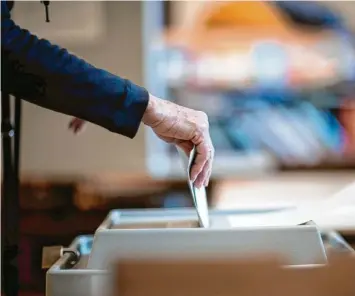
[{"left": 114, "top": 255, "right": 355, "bottom": 296}]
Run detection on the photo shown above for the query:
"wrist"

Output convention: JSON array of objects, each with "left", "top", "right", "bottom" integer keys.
[{"left": 142, "top": 94, "right": 158, "bottom": 126}]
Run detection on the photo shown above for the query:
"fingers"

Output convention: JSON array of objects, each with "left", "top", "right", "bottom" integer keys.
[
  {"left": 204, "top": 159, "right": 213, "bottom": 187},
  {"left": 177, "top": 141, "right": 194, "bottom": 157},
  {"left": 177, "top": 140, "right": 212, "bottom": 188},
  {"left": 145, "top": 98, "right": 215, "bottom": 187},
  {"left": 194, "top": 159, "right": 212, "bottom": 188},
  {"left": 69, "top": 118, "right": 86, "bottom": 134},
  {"left": 190, "top": 142, "right": 208, "bottom": 183},
  {"left": 190, "top": 130, "right": 214, "bottom": 188}
]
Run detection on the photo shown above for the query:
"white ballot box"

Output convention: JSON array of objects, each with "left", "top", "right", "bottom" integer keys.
[{"left": 45, "top": 208, "right": 353, "bottom": 296}]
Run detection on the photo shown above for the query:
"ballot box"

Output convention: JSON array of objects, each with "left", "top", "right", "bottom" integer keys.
[{"left": 44, "top": 208, "right": 354, "bottom": 296}]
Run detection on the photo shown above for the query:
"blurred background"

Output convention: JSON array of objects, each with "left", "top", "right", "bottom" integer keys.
[{"left": 7, "top": 1, "right": 355, "bottom": 295}]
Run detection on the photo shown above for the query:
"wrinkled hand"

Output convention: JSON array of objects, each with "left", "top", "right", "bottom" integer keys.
[
  {"left": 68, "top": 94, "right": 214, "bottom": 187},
  {"left": 142, "top": 94, "right": 214, "bottom": 188}
]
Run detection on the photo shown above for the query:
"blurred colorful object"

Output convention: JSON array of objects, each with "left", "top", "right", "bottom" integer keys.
[
  {"left": 159, "top": 1, "right": 354, "bottom": 90},
  {"left": 204, "top": 1, "right": 287, "bottom": 29},
  {"left": 149, "top": 1, "right": 355, "bottom": 170},
  {"left": 340, "top": 99, "right": 355, "bottom": 156},
  {"left": 251, "top": 41, "right": 288, "bottom": 89},
  {"left": 274, "top": 1, "right": 345, "bottom": 29}
]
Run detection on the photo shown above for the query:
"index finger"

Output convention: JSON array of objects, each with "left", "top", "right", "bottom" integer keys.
[{"left": 190, "top": 133, "right": 213, "bottom": 183}]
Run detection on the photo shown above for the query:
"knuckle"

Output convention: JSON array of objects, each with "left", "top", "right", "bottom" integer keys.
[
  {"left": 202, "top": 143, "right": 210, "bottom": 155},
  {"left": 192, "top": 128, "right": 203, "bottom": 142},
  {"left": 198, "top": 110, "right": 208, "bottom": 119},
  {"left": 196, "top": 111, "right": 209, "bottom": 126}
]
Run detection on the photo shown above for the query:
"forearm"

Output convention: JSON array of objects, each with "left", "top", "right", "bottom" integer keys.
[{"left": 1, "top": 9, "right": 149, "bottom": 138}]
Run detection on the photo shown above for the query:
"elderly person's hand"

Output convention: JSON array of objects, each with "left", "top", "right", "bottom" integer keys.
[{"left": 69, "top": 94, "right": 214, "bottom": 188}]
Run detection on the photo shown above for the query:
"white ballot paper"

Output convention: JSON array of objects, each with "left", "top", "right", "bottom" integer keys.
[{"left": 178, "top": 147, "right": 210, "bottom": 228}]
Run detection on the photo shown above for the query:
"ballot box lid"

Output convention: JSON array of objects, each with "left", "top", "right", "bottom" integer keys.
[{"left": 86, "top": 209, "right": 327, "bottom": 270}]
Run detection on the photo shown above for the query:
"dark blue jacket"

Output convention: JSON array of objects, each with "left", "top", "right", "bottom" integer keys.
[{"left": 1, "top": 1, "right": 149, "bottom": 138}]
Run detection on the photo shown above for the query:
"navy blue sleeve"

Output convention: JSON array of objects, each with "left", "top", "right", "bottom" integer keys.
[{"left": 1, "top": 1, "right": 149, "bottom": 138}]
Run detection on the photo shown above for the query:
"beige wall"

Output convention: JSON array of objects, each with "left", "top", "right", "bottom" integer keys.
[{"left": 14, "top": 1, "right": 147, "bottom": 177}]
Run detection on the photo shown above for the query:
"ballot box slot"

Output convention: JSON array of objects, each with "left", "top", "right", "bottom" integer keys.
[
  {"left": 98, "top": 210, "right": 202, "bottom": 230},
  {"left": 104, "top": 210, "right": 234, "bottom": 230},
  {"left": 104, "top": 209, "right": 207, "bottom": 229},
  {"left": 112, "top": 220, "right": 201, "bottom": 229}
]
